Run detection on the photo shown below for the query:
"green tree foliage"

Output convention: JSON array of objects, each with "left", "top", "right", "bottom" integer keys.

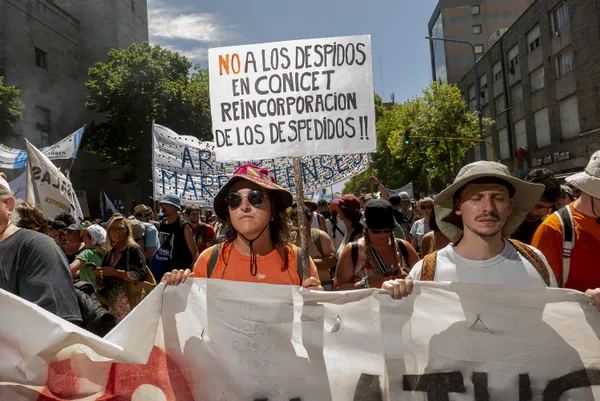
[
  {"left": 344, "top": 82, "right": 493, "bottom": 196},
  {"left": 84, "top": 42, "right": 211, "bottom": 182},
  {"left": 0, "top": 76, "right": 25, "bottom": 139}
]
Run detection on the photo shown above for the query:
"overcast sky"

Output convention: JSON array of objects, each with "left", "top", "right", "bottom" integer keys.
[{"left": 148, "top": 0, "right": 438, "bottom": 103}]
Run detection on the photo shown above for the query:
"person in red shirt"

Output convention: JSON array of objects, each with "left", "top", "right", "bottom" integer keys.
[
  {"left": 183, "top": 204, "right": 215, "bottom": 253},
  {"left": 163, "top": 164, "right": 322, "bottom": 289},
  {"left": 531, "top": 151, "right": 600, "bottom": 309}
]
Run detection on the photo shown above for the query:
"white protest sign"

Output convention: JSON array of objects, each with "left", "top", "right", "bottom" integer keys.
[
  {"left": 209, "top": 35, "right": 376, "bottom": 162},
  {"left": 26, "top": 140, "right": 83, "bottom": 221},
  {"left": 153, "top": 124, "right": 369, "bottom": 205},
  {"left": 0, "top": 126, "right": 84, "bottom": 169},
  {"left": 3, "top": 281, "right": 600, "bottom": 400}
]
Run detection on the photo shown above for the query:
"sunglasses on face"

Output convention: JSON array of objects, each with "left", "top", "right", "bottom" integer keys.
[
  {"left": 225, "top": 190, "right": 266, "bottom": 209},
  {"left": 371, "top": 229, "right": 393, "bottom": 234},
  {"left": 421, "top": 205, "right": 434, "bottom": 210},
  {"left": 137, "top": 213, "right": 152, "bottom": 218}
]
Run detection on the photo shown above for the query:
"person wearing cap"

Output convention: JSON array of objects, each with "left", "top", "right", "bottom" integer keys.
[
  {"left": 184, "top": 204, "right": 215, "bottom": 254},
  {"left": 162, "top": 164, "right": 322, "bottom": 289},
  {"left": 332, "top": 194, "right": 364, "bottom": 257},
  {"left": 531, "top": 151, "right": 600, "bottom": 307},
  {"left": 382, "top": 161, "right": 558, "bottom": 299},
  {"left": 301, "top": 197, "right": 327, "bottom": 232},
  {"left": 335, "top": 199, "right": 419, "bottom": 291},
  {"left": 47, "top": 218, "right": 67, "bottom": 247},
  {"left": 63, "top": 223, "right": 86, "bottom": 264},
  {"left": 134, "top": 204, "right": 160, "bottom": 229},
  {"left": 511, "top": 168, "right": 560, "bottom": 245},
  {"left": 152, "top": 194, "right": 197, "bottom": 282},
  {"left": 555, "top": 185, "right": 574, "bottom": 210},
  {"left": 0, "top": 175, "right": 82, "bottom": 325},
  {"left": 132, "top": 205, "right": 160, "bottom": 262},
  {"left": 69, "top": 224, "right": 107, "bottom": 290}
]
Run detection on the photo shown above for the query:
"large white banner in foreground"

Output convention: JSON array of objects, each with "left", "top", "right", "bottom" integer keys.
[{"left": 2, "top": 281, "right": 600, "bottom": 400}]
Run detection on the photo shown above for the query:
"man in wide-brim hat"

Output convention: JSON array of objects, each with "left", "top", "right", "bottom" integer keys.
[
  {"left": 382, "top": 161, "right": 558, "bottom": 299},
  {"left": 532, "top": 150, "right": 600, "bottom": 310}
]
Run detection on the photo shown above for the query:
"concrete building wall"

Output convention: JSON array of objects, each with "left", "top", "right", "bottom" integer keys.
[
  {"left": 429, "top": 0, "right": 530, "bottom": 83},
  {"left": 0, "top": 0, "right": 84, "bottom": 147},
  {"left": 458, "top": 0, "right": 600, "bottom": 176}
]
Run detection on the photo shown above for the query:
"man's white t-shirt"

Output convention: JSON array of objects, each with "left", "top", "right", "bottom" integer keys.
[
  {"left": 409, "top": 240, "right": 558, "bottom": 287},
  {"left": 326, "top": 218, "right": 346, "bottom": 251}
]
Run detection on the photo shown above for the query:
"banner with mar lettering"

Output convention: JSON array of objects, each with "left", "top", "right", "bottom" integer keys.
[
  {"left": 2, "top": 280, "right": 600, "bottom": 400},
  {"left": 208, "top": 35, "right": 376, "bottom": 162},
  {"left": 153, "top": 124, "right": 369, "bottom": 205},
  {"left": 0, "top": 126, "right": 84, "bottom": 169}
]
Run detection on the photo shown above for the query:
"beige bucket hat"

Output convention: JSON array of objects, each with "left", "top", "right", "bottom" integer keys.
[
  {"left": 566, "top": 150, "right": 600, "bottom": 199},
  {"left": 434, "top": 161, "right": 545, "bottom": 243}
]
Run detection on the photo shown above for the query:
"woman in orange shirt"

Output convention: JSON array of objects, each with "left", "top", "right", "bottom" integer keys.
[{"left": 162, "top": 164, "right": 322, "bottom": 289}]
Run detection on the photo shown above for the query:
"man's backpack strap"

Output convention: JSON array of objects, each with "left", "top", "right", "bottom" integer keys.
[
  {"left": 508, "top": 239, "right": 551, "bottom": 287},
  {"left": 396, "top": 239, "right": 409, "bottom": 266},
  {"left": 555, "top": 207, "right": 575, "bottom": 287},
  {"left": 207, "top": 243, "right": 223, "bottom": 278},
  {"left": 420, "top": 252, "right": 438, "bottom": 281},
  {"left": 311, "top": 228, "right": 323, "bottom": 256}
]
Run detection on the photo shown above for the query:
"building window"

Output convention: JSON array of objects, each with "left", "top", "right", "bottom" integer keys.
[
  {"left": 560, "top": 95, "right": 580, "bottom": 139},
  {"left": 34, "top": 106, "right": 51, "bottom": 147},
  {"left": 35, "top": 48, "right": 47, "bottom": 70},
  {"left": 472, "top": 25, "right": 482, "bottom": 34},
  {"left": 131, "top": 0, "right": 135, "bottom": 13},
  {"left": 471, "top": 5, "right": 480, "bottom": 15},
  {"left": 531, "top": 66, "right": 545, "bottom": 91},
  {"left": 495, "top": 94, "right": 506, "bottom": 114},
  {"left": 511, "top": 83, "right": 523, "bottom": 105},
  {"left": 493, "top": 61, "right": 502, "bottom": 82},
  {"left": 508, "top": 44, "right": 519, "bottom": 74},
  {"left": 480, "top": 73, "right": 488, "bottom": 100},
  {"left": 556, "top": 48, "right": 574, "bottom": 78},
  {"left": 527, "top": 24, "right": 541, "bottom": 54},
  {"left": 514, "top": 119, "right": 527, "bottom": 150},
  {"left": 499, "top": 128, "right": 510, "bottom": 160},
  {"left": 474, "top": 44, "right": 484, "bottom": 54},
  {"left": 551, "top": 1, "right": 569, "bottom": 33},
  {"left": 534, "top": 107, "right": 551, "bottom": 148}
]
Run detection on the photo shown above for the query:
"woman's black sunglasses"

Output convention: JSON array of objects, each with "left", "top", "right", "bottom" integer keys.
[
  {"left": 225, "top": 190, "right": 265, "bottom": 209},
  {"left": 371, "top": 229, "right": 392, "bottom": 234},
  {"left": 421, "top": 205, "right": 434, "bottom": 210}
]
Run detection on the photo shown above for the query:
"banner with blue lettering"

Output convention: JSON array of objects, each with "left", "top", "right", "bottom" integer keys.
[
  {"left": 153, "top": 124, "right": 368, "bottom": 205},
  {"left": 0, "top": 127, "right": 84, "bottom": 169}
]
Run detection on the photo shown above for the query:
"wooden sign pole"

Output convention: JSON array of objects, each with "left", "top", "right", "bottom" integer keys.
[{"left": 293, "top": 157, "right": 310, "bottom": 279}]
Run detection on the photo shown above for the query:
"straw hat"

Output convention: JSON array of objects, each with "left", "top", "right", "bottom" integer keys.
[
  {"left": 566, "top": 150, "right": 600, "bottom": 199},
  {"left": 213, "top": 164, "right": 293, "bottom": 220},
  {"left": 434, "top": 161, "right": 545, "bottom": 243}
]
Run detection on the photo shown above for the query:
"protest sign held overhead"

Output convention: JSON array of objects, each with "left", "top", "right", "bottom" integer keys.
[
  {"left": 209, "top": 35, "right": 376, "bottom": 162},
  {"left": 0, "top": 126, "right": 84, "bottom": 169},
  {"left": 153, "top": 124, "right": 368, "bottom": 205},
  {"left": 25, "top": 140, "right": 83, "bottom": 221},
  {"left": 2, "top": 281, "right": 600, "bottom": 400}
]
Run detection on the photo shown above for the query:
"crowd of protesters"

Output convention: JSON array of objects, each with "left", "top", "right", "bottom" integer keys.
[{"left": 1, "top": 150, "right": 600, "bottom": 337}]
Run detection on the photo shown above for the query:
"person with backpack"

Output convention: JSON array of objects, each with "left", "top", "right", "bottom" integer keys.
[
  {"left": 531, "top": 151, "right": 600, "bottom": 308},
  {"left": 290, "top": 204, "right": 337, "bottom": 289},
  {"left": 332, "top": 194, "right": 364, "bottom": 257},
  {"left": 335, "top": 199, "right": 419, "bottom": 291},
  {"left": 326, "top": 201, "right": 346, "bottom": 251},
  {"left": 381, "top": 161, "right": 558, "bottom": 299},
  {"left": 161, "top": 164, "right": 322, "bottom": 290}
]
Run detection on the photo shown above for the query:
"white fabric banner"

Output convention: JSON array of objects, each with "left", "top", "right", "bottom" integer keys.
[
  {"left": 397, "top": 182, "right": 414, "bottom": 199},
  {"left": 208, "top": 35, "right": 376, "bottom": 162},
  {"left": 153, "top": 124, "right": 369, "bottom": 205},
  {"left": 2, "top": 280, "right": 600, "bottom": 400},
  {"left": 26, "top": 140, "right": 83, "bottom": 221},
  {"left": 0, "top": 126, "right": 84, "bottom": 169}
]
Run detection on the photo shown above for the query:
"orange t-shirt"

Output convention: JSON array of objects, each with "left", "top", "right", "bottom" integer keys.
[
  {"left": 193, "top": 242, "right": 319, "bottom": 285},
  {"left": 531, "top": 204, "right": 600, "bottom": 292}
]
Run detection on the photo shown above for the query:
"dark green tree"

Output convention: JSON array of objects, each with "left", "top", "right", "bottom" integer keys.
[
  {"left": 84, "top": 42, "right": 211, "bottom": 183},
  {"left": 0, "top": 76, "right": 25, "bottom": 140}
]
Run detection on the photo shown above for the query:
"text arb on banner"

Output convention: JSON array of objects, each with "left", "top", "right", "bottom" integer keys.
[
  {"left": 209, "top": 35, "right": 376, "bottom": 162},
  {"left": 152, "top": 124, "right": 368, "bottom": 205}
]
